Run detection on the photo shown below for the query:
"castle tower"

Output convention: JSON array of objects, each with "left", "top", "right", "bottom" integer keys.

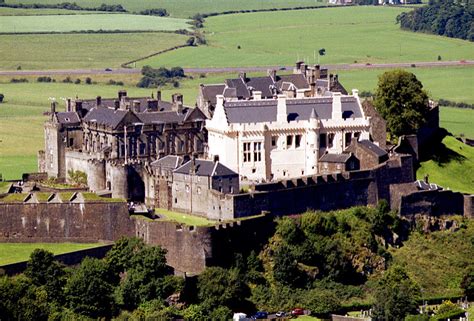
[{"left": 305, "top": 108, "right": 320, "bottom": 176}]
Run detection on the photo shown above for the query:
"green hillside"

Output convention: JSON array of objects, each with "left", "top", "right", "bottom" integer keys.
[
  {"left": 417, "top": 135, "right": 474, "bottom": 194},
  {"left": 391, "top": 220, "right": 474, "bottom": 299}
]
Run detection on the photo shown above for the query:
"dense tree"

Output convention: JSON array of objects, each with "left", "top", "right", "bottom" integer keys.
[
  {"left": 397, "top": 0, "right": 473, "bottom": 41},
  {"left": 105, "top": 236, "right": 146, "bottom": 278},
  {"left": 303, "top": 289, "right": 341, "bottom": 316},
  {"left": 374, "top": 70, "right": 430, "bottom": 139},
  {"left": 24, "top": 249, "right": 66, "bottom": 304},
  {"left": 65, "top": 257, "right": 115, "bottom": 318},
  {"left": 372, "top": 265, "right": 421, "bottom": 321},
  {"left": 461, "top": 268, "right": 474, "bottom": 299},
  {"left": 197, "top": 267, "right": 248, "bottom": 311}
]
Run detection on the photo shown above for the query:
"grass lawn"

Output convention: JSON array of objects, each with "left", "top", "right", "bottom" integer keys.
[
  {"left": 0, "top": 13, "right": 190, "bottom": 33},
  {"left": 0, "top": 181, "right": 12, "bottom": 193},
  {"left": 0, "top": 32, "right": 188, "bottom": 70},
  {"left": 4, "top": 0, "right": 329, "bottom": 18},
  {"left": 440, "top": 107, "right": 474, "bottom": 139},
  {"left": 391, "top": 220, "right": 474, "bottom": 299},
  {"left": 155, "top": 208, "right": 217, "bottom": 226},
  {"left": 0, "top": 242, "right": 106, "bottom": 265},
  {"left": 417, "top": 136, "right": 474, "bottom": 194},
  {"left": 140, "top": 7, "right": 474, "bottom": 68}
]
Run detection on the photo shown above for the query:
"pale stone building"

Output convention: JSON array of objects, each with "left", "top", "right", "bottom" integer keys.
[{"left": 206, "top": 90, "right": 373, "bottom": 182}]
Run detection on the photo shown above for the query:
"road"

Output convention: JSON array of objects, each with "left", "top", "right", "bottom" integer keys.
[{"left": 0, "top": 60, "right": 472, "bottom": 76}]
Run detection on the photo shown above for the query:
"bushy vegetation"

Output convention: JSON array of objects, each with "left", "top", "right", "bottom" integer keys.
[
  {"left": 137, "top": 65, "right": 185, "bottom": 88},
  {"left": 67, "top": 169, "right": 87, "bottom": 187},
  {"left": 139, "top": 8, "right": 168, "bottom": 16},
  {"left": 0, "top": 2, "right": 126, "bottom": 12},
  {"left": 397, "top": 0, "right": 474, "bottom": 41}
]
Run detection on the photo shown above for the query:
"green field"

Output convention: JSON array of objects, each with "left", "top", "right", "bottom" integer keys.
[
  {"left": 156, "top": 208, "right": 216, "bottom": 226},
  {"left": 140, "top": 7, "right": 474, "bottom": 68},
  {"left": 338, "top": 66, "right": 474, "bottom": 104},
  {"left": 0, "top": 242, "right": 106, "bottom": 265},
  {"left": 439, "top": 107, "right": 474, "bottom": 138},
  {"left": 4, "top": 0, "right": 328, "bottom": 18},
  {"left": 0, "top": 32, "right": 188, "bottom": 70},
  {"left": 392, "top": 220, "right": 474, "bottom": 298},
  {"left": 0, "top": 14, "right": 190, "bottom": 33},
  {"left": 0, "top": 7, "right": 94, "bottom": 15},
  {"left": 417, "top": 136, "right": 474, "bottom": 194}
]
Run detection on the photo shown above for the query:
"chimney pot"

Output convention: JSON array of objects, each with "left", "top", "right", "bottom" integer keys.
[{"left": 96, "top": 96, "right": 102, "bottom": 106}]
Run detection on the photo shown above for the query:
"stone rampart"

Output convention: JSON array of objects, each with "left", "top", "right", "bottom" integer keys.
[
  {"left": 391, "top": 183, "right": 470, "bottom": 218},
  {"left": 0, "top": 202, "right": 134, "bottom": 242}
]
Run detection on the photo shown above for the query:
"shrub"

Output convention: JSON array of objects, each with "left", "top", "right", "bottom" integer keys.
[
  {"left": 37, "top": 76, "right": 53, "bottom": 83},
  {"left": 85, "top": 77, "right": 92, "bottom": 85},
  {"left": 74, "top": 78, "right": 81, "bottom": 84},
  {"left": 62, "top": 77, "right": 72, "bottom": 83},
  {"left": 139, "top": 8, "right": 168, "bottom": 16},
  {"left": 10, "top": 78, "right": 28, "bottom": 83}
]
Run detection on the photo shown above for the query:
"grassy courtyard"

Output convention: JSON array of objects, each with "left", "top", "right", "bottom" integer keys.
[
  {"left": 140, "top": 6, "right": 474, "bottom": 68},
  {"left": 0, "top": 242, "right": 106, "bottom": 265}
]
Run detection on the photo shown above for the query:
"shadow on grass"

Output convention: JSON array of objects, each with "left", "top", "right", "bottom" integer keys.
[{"left": 419, "top": 128, "right": 466, "bottom": 166}]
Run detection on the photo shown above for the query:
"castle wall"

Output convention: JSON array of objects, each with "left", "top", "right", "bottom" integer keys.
[
  {"left": 464, "top": 195, "right": 474, "bottom": 218},
  {"left": 106, "top": 163, "right": 128, "bottom": 199},
  {"left": 0, "top": 202, "right": 134, "bottom": 242}
]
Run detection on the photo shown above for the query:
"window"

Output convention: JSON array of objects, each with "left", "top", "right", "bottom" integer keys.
[
  {"left": 243, "top": 142, "right": 251, "bottom": 162},
  {"left": 69, "top": 138, "right": 74, "bottom": 147},
  {"left": 295, "top": 135, "right": 302, "bottom": 148},
  {"left": 197, "top": 187, "right": 201, "bottom": 194},
  {"left": 345, "top": 132, "right": 352, "bottom": 147},
  {"left": 253, "top": 142, "right": 262, "bottom": 162},
  {"left": 328, "top": 133, "right": 335, "bottom": 148},
  {"left": 271, "top": 136, "right": 277, "bottom": 147},
  {"left": 185, "top": 185, "right": 190, "bottom": 193},
  {"left": 180, "top": 141, "right": 185, "bottom": 152},
  {"left": 319, "top": 134, "right": 327, "bottom": 148},
  {"left": 139, "top": 143, "right": 146, "bottom": 155},
  {"left": 286, "top": 135, "right": 293, "bottom": 148}
]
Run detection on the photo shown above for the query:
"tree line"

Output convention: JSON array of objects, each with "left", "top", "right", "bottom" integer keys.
[{"left": 397, "top": 0, "right": 474, "bottom": 41}]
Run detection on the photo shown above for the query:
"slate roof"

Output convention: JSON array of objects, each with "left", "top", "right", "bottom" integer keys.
[
  {"left": 174, "top": 160, "right": 237, "bottom": 177},
  {"left": 276, "top": 74, "right": 309, "bottom": 90},
  {"left": 151, "top": 155, "right": 184, "bottom": 170},
  {"left": 201, "top": 84, "right": 225, "bottom": 105},
  {"left": 246, "top": 76, "right": 275, "bottom": 98},
  {"left": 225, "top": 78, "right": 250, "bottom": 98},
  {"left": 83, "top": 107, "right": 129, "bottom": 129},
  {"left": 319, "top": 153, "right": 352, "bottom": 163},
  {"left": 359, "top": 140, "right": 387, "bottom": 157},
  {"left": 56, "top": 112, "right": 81, "bottom": 125},
  {"left": 223, "top": 97, "right": 362, "bottom": 124}
]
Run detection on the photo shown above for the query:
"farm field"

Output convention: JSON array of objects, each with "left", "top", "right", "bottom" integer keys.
[
  {"left": 338, "top": 66, "right": 474, "bottom": 103},
  {"left": 439, "top": 107, "right": 474, "bottom": 138},
  {"left": 0, "top": 14, "right": 190, "bottom": 33},
  {"left": 0, "top": 242, "right": 106, "bottom": 265},
  {"left": 0, "top": 7, "right": 94, "bottom": 15},
  {"left": 417, "top": 136, "right": 474, "bottom": 194},
  {"left": 0, "top": 32, "right": 188, "bottom": 70},
  {"left": 140, "top": 7, "right": 474, "bottom": 68},
  {"left": 3, "top": 0, "right": 328, "bottom": 17}
]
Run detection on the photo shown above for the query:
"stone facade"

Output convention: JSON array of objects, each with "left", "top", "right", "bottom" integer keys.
[
  {"left": 206, "top": 90, "right": 372, "bottom": 182},
  {"left": 39, "top": 91, "right": 208, "bottom": 203}
]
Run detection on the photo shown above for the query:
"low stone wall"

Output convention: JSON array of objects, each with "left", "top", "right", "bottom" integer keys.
[
  {"left": 331, "top": 315, "right": 371, "bottom": 321},
  {"left": 0, "top": 244, "right": 113, "bottom": 276}
]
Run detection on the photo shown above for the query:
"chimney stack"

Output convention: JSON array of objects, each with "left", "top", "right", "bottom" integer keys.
[
  {"left": 118, "top": 90, "right": 127, "bottom": 101},
  {"left": 66, "top": 98, "right": 72, "bottom": 112},
  {"left": 213, "top": 155, "right": 219, "bottom": 163},
  {"left": 267, "top": 69, "right": 277, "bottom": 81},
  {"left": 132, "top": 100, "right": 141, "bottom": 113},
  {"left": 74, "top": 100, "right": 83, "bottom": 114},
  {"left": 239, "top": 72, "right": 247, "bottom": 81},
  {"left": 253, "top": 91, "right": 262, "bottom": 100},
  {"left": 277, "top": 94, "right": 287, "bottom": 124},
  {"left": 310, "top": 82, "right": 316, "bottom": 97},
  {"left": 172, "top": 93, "right": 183, "bottom": 113},
  {"left": 96, "top": 96, "right": 102, "bottom": 107},
  {"left": 50, "top": 101, "right": 57, "bottom": 116},
  {"left": 315, "top": 64, "right": 321, "bottom": 79},
  {"left": 331, "top": 92, "right": 342, "bottom": 119},
  {"left": 157, "top": 90, "right": 161, "bottom": 101},
  {"left": 114, "top": 100, "right": 119, "bottom": 110}
]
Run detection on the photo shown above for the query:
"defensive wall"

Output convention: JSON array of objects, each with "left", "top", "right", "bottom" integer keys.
[
  {"left": 204, "top": 154, "right": 415, "bottom": 218},
  {"left": 391, "top": 183, "right": 474, "bottom": 218}
]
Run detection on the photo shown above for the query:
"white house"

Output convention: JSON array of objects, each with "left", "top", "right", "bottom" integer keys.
[{"left": 206, "top": 89, "right": 371, "bottom": 182}]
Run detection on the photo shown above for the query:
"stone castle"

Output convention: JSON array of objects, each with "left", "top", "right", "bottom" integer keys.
[{"left": 1, "top": 62, "right": 472, "bottom": 274}]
